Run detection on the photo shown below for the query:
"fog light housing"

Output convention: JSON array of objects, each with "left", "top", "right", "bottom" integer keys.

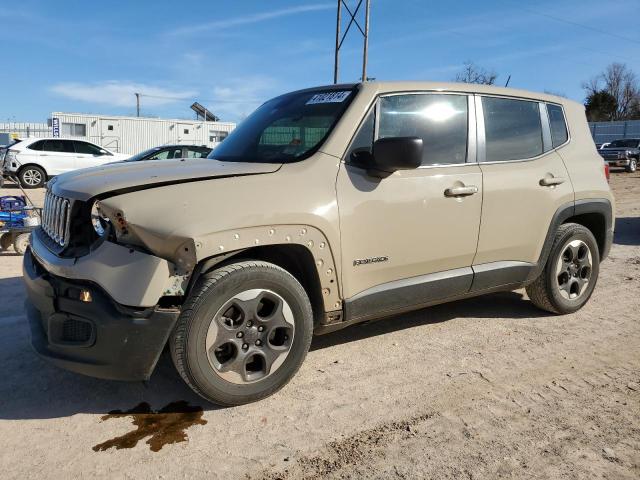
[{"left": 79, "top": 290, "right": 93, "bottom": 303}]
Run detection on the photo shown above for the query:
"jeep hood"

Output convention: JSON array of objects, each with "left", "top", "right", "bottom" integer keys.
[{"left": 49, "top": 158, "right": 282, "bottom": 201}]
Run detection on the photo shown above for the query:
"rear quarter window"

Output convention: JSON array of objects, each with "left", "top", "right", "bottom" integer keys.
[
  {"left": 28, "top": 140, "right": 45, "bottom": 151},
  {"left": 547, "top": 104, "right": 569, "bottom": 148}
]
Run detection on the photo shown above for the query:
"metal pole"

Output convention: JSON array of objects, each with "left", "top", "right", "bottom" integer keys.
[
  {"left": 334, "top": 0, "right": 341, "bottom": 84},
  {"left": 203, "top": 107, "right": 207, "bottom": 146},
  {"left": 135, "top": 93, "right": 140, "bottom": 117},
  {"left": 362, "top": 0, "right": 370, "bottom": 81}
]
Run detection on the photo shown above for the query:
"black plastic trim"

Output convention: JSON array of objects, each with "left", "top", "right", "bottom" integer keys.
[
  {"left": 344, "top": 267, "right": 473, "bottom": 322},
  {"left": 471, "top": 261, "right": 535, "bottom": 292},
  {"left": 23, "top": 248, "right": 179, "bottom": 381}
]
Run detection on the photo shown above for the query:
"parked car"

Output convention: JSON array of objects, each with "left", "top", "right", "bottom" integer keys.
[
  {"left": 123, "top": 144, "right": 212, "bottom": 162},
  {"left": 2, "top": 137, "right": 129, "bottom": 188},
  {"left": 0, "top": 139, "right": 23, "bottom": 187},
  {"left": 24, "top": 82, "right": 613, "bottom": 406},
  {"left": 598, "top": 138, "right": 639, "bottom": 173}
]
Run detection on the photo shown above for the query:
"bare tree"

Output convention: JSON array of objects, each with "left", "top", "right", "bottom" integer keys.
[
  {"left": 583, "top": 63, "right": 640, "bottom": 120},
  {"left": 455, "top": 61, "right": 498, "bottom": 85}
]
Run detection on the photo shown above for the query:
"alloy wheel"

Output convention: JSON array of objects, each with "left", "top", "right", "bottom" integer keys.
[
  {"left": 205, "top": 289, "right": 295, "bottom": 384},
  {"left": 22, "top": 169, "right": 42, "bottom": 186},
  {"left": 555, "top": 239, "right": 593, "bottom": 300}
]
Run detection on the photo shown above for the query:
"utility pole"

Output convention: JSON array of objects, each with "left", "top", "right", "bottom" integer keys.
[
  {"left": 362, "top": 0, "right": 370, "bottom": 83},
  {"left": 333, "top": 0, "right": 371, "bottom": 84},
  {"left": 135, "top": 93, "right": 140, "bottom": 117}
]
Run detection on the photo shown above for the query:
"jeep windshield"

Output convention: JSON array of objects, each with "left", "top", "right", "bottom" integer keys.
[
  {"left": 209, "top": 87, "right": 357, "bottom": 163},
  {"left": 607, "top": 139, "right": 640, "bottom": 148}
]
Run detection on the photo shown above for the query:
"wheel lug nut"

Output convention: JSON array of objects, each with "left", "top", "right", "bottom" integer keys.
[
  {"left": 258, "top": 326, "right": 265, "bottom": 332},
  {"left": 255, "top": 340, "right": 262, "bottom": 346},
  {"left": 236, "top": 332, "right": 244, "bottom": 338},
  {"left": 242, "top": 343, "right": 248, "bottom": 350},
  {"left": 247, "top": 321, "right": 253, "bottom": 328}
]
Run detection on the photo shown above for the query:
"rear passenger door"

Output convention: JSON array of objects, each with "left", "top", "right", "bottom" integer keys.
[
  {"left": 337, "top": 93, "right": 483, "bottom": 317},
  {"left": 40, "top": 140, "right": 76, "bottom": 175},
  {"left": 471, "top": 96, "right": 574, "bottom": 291}
]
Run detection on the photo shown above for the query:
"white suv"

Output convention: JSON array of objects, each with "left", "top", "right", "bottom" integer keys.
[{"left": 3, "top": 137, "right": 129, "bottom": 188}]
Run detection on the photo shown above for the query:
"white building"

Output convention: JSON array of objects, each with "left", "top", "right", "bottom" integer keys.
[{"left": 49, "top": 113, "right": 236, "bottom": 154}]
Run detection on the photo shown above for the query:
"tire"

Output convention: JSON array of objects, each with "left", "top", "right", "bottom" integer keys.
[
  {"left": 0, "top": 233, "right": 12, "bottom": 251},
  {"left": 18, "top": 166, "right": 46, "bottom": 189},
  {"left": 13, "top": 232, "right": 30, "bottom": 255},
  {"left": 526, "top": 223, "right": 599, "bottom": 314},
  {"left": 170, "top": 260, "right": 314, "bottom": 406},
  {"left": 626, "top": 158, "right": 637, "bottom": 173}
]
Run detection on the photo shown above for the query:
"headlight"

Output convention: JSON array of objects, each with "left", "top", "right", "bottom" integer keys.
[{"left": 91, "top": 201, "right": 109, "bottom": 237}]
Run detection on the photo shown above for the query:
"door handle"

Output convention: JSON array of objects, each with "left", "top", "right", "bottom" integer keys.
[
  {"left": 539, "top": 177, "right": 565, "bottom": 187},
  {"left": 444, "top": 185, "right": 479, "bottom": 197}
]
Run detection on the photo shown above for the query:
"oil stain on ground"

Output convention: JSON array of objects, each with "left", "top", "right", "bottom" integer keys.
[{"left": 93, "top": 401, "right": 207, "bottom": 452}]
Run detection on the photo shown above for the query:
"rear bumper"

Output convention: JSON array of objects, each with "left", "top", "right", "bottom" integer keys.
[
  {"left": 605, "top": 159, "right": 631, "bottom": 167},
  {"left": 23, "top": 248, "right": 179, "bottom": 381}
]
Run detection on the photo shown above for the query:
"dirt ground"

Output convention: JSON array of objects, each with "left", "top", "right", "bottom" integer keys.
[{"left": 0, "top": 172, "right": 638, "bottom": 479}]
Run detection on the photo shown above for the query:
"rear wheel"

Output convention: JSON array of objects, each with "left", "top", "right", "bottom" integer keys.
[
  {"left": 18, "top": 166, "right": 46, "bottom": 188},
  {"left": 526, "top": 223, "right": 599, "bottom": 314},
  {"left": 626, "top": 158, "right": 637, "bottom": 173},
  {"left": 170, "top": 260, "right": 313, "bottom": 406},
  {"left": 13, "top": 233, "right": 30, "bottom": 255}
]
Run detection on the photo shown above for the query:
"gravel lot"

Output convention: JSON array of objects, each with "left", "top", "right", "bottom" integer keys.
[{"left": 0, "top": 172, "right": 638, "bottom": 479}]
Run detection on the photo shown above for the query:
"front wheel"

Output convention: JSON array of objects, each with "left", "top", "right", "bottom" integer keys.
[
  {"left": 626, "top": 158, "right": 637, "bottom": 173},
  {"left": 0, "top": 233, "right": 12, "bottom": 251},
  {"left": 18, "top": 166, "right": 46, "bottom": 188},
  {"left": 526, "top": 223, "right": 599, "bottom": 314},
  {"left": 170, "top": 260, "right": 314, "bottom": 406}
]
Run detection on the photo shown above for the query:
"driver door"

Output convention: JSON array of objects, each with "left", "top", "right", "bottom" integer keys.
[{"left": 336, "top": 93, "right": 483, "bottom": 320}]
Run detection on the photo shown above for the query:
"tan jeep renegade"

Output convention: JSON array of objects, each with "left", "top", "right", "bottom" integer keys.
[{"left": 24, "top": 82, "right": 614, "bottom": 405}]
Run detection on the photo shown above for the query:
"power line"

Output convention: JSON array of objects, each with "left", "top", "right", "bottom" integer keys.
[
  {"left": 139, "top": 93, "right": 262, "bottom": 104},
  {"left": 507, "top": 2, "right": 640, "bottom": 46}
]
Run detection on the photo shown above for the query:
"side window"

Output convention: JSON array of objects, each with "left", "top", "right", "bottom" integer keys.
[
  {"left": 74, "top": 141, "right": 104, "bottom": 155},
  {"left": 28, "top": 140, "right": 45, "bottom": 151},
  {"left": 147, "top": 148, "right": 182, "bottom": 160},
  {"left": 346, "top": 106, "right": 375, "bottom": 162},
  {"left": 482, "top": 97, "right": 543, "bottom": 162},
  {"left": 43, "top": 140, "right": 75, "bottom": 153},
  {"left": 379, "top": 94, "right": 468, "bottom": 165},
  {"left": 546, "top": 104, "right": 568, "bottom": 148},
  {"left": 186, "top": 148, "right": 210, "bottom": 158}
]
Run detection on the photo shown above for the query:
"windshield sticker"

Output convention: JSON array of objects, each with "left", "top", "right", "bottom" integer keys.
[{"left": 306, "top": 91, "right": 351, "bottom": 105}]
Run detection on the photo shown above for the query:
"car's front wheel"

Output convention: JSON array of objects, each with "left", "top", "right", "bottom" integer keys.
[
  {"left": 18, "top": 166, "right": 46, "bottom": 188},
  {"left": 170, "top": 260, "right": 314, "bottom": 406},
  {"left": 526, "top": 223, "right": 599, "bottom": 314},
  {"left": 626, "top": 158, "right": 637, "bottom": 173}
]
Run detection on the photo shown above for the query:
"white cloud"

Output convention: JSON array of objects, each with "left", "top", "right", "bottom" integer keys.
[
  {"left": 171, "top": 3, "right": 334, "bottom": 36},
  {"left": 206, "top": 75, "right": 279, "bottom": 121},
  {"left": 50, "top": 81, "right": 197, "bottom": 107}
]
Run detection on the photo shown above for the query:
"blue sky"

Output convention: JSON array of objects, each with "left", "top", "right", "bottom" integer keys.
[{"left": 1, "top": 0, "right": 639, "bottom": 122}]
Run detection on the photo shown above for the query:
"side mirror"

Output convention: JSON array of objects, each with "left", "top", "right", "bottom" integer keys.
[{"left": 367, "top": 137, "right": 423, "bottom": 178}]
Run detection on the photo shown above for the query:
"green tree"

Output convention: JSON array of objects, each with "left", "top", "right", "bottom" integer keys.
[{"left": 584, "top": 90, "right": 618, "bottom": 122}]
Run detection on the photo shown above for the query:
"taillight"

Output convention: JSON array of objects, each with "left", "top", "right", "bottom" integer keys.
[{"left": 604, "top": 162, "right": 610, "bottom": 182}]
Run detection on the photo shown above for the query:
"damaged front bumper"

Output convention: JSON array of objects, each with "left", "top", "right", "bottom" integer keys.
[{"left": 23, "top": 248, "right": 179, "bottom": 381}]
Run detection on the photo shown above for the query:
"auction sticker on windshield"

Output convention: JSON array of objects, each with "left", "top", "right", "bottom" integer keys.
[{"left": 306, "top": 91, "right": 351, "bottom": 104}]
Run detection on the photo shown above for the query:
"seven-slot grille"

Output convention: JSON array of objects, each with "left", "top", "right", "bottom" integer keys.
[{"left": 43, "top": 191, "right": 71, "bottom": 247}]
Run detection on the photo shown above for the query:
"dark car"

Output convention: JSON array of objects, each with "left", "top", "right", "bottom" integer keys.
[
  {"left": 124, "top": 144, "right": 212, "bottom": 162},
  {"left": 599, "top": 139, "right": 639, "bottom": 173}
]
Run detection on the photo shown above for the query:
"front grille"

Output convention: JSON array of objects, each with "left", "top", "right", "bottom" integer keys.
[
  {"left": 62, "top": 318, "right": 93, "bottom": 343},
  {"left": 42, "top": 191, "right": 71, "bottom": 247}
]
